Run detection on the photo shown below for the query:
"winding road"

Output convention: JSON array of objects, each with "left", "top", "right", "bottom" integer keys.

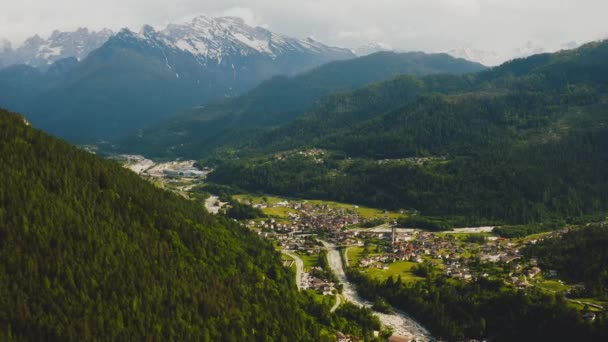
[
  {"left": 320, "top": 240, "right": 432, "bottom": 341},
  {"left": 282, "top": 250, "right": 305, "bottom": 290},
  {"left": 331, "top": 294, "right": 341, "bottom": 313}
]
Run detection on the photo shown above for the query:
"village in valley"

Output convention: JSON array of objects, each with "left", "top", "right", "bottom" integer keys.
[
  {"left": 233, "top": 194, "right": 605, "bottom": 322},
  {"left": 114, "top": 155, "right": 606, "bottom": 340},
  {"left": 111, "top": 153, "right": 595, "bottom": 308}
]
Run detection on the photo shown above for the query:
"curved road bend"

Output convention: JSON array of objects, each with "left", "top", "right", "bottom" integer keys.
[
  {"left": 282, "top": 250, "right": 305, "bottom": 290},
  {"left": 320, "top": 240, "right": 432, "bottom": 341}
]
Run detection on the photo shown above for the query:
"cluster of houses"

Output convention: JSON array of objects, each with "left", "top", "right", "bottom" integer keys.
[
  {"left": 376, "top": 156, "right": 445, "bottom": 166},
  {"left": 273, "top": 148, "right": 326, "bottom": 164},
  {"left": 341, "top": 229, "right": 560, "bottom": 285},
  {"left": 120, "top": 155, "right": 211, "bottom": 180},
  {"left": 274, "top": 235, "right": 337, "bottom": 294},
  {"left": 306, "top": 267, "right": 337, "bottom": 295},
  {"left": 250, "top": 201, "right": 363, "bottom": 234},
  {"left": 249, "top": 197, "right": 584, "bottom": 294}
]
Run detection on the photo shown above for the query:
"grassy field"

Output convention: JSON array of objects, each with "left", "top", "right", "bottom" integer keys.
[
  {"left": 306, "top": 199, "right": 401, "bottom": 220},
  {"left": 297, "top": 252, "right": 319, "bottom": 272},
  {"left": 347, "top": 246, "right": 423, "bottom": 282},
  {"left": 567, "top": 300, "right": 604, "bottom": 312},
  {"left": 346, "top": 246, "right": 384, "bottom": 266},
  {"left": 514, "top": 232, "right": 553, "bottom": 244},
  {"left": 280, "top": 254, "right": 299, "bottom": 279},
  {"left": 536, "top": 279, "right": 572, "bottom": 293},
  {"left": 436, "top": 232, "right": 494, "bottom": 241},
  {"left": 346, "top": 247, "right": 364, "bottom": 266},
  {"left": 233, "top": 194, "right": 286, "bottom": 205},
  {"left": 360, "top": 261, "right": 424, "bottom": 282},
  {"left": 261, "top": 206, "right": 299, "bottom": 218},
  {"left": 305, "top": 289, "right": 336, "bottom": 307},
  {"left": 151, "top": 179, "right": 165, "bottom": 189},
  {"left": 573, "top": 298, "right": 607, "bottom": 307}
]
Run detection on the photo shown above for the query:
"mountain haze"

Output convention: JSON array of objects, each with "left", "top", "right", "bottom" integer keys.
[
  {"left": 207, "top": 40, "right": 608, "bottom": 224},
  {"left": 0, "top": 28, "right": 113, "bottom": 69},
  {"left": 123, "top": 51, "right": 485, "bottom": 158},
  {"left": 0, "top": 15, "right": 354, "bottom": 142}
]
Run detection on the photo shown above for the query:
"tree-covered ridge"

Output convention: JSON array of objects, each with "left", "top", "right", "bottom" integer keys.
[
  {"left": 346, "top": 268, "right": 608, "bottom": 341},
  {"left": 526, "top": 225, "right": 608, "bottom": 300},
  {"left": 122, "top": 51, "right": 485, "bottom": 159},
  {"left": 207, "top": 40, "right": 608, "bottom": 224},
  {"left": 0, "top": 109, "right": 324, "bottom": 340},
  {"left": 218, "top": 40, "right": 608, "bottom": 158}
]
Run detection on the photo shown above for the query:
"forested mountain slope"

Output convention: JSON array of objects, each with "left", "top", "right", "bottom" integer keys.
[
  {"left": 123, "top": 51, "right": 485, "bottom": 158},
  {"left": 221, "top": 40, "right": 608, "bottom": 157},
  {"left": 0, "top": 109, "right": 322, "bottom": 340},
  {"left": 527, "top": 225, "right": 608, "bottom": 300},
  {"left": 208, "top": 41, "right": 608, "bottom": 224}
]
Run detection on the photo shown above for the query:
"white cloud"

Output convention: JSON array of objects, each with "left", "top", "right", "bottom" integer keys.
[
  {"left": 216, "top": 7, "right": 265, "bottom": 27},
  {"left": 0, "top": 0, "right": 606, "bottom": 61}
]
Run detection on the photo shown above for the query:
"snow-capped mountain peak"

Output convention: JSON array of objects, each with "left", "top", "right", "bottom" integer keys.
[
  {"left": 353, "top": 42, "right": 393, "bottom": 56},
  {"left": 446, "top": 41, "right": 582, "bottom": 67},
  {"left": 0, "top": 28, "right": 114, "bottom": 69},
  {"left": 446, "top": 47, "right": 502, "bottom": 66},
  {"left": 159, "top": 15, "right": 352, "bottom": 62}
]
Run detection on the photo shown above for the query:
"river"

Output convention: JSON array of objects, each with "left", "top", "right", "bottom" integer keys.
[{"left": 320, "top": 240, "right": 432, "bottom": 341}]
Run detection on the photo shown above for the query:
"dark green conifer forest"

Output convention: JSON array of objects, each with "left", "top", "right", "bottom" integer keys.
[
  {"left": 0, "top": 109, "right": 322, "bottom": 340},
  {"left": 207, "top": 41, "right": 608, "bottom": 225}
]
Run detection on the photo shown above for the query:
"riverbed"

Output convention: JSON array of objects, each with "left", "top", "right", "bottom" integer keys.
[{"left": 320, "top": 241, "right": 432, "bottom": 341}]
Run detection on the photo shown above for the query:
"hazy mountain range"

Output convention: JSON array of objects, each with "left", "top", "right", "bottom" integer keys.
[
  {"left": 0, "top": 28, "right": 114, "bottom": 69},
  {"left": 123, "top": 50, "right": 485, "bottom": 158},
  {"left": 446, "top": 41, "right": 582, "bottom": 66},
  {"left": 0, "top": 15, "right": 354, "bottom": 141}
]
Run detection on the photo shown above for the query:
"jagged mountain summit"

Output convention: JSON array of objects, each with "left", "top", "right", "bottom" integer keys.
[
  {"left": 446, "top": 47, "right": 502, "bottom": 67},
  {"left": 0, "top": 28, "right": 114, "bottom": 69},
  {"left": 163, "top": 16, "right": 353, "bottom": 65},
  {"left": 113, "top": 15, "right": 355, "bottom": 77},
  {"left": 446, "top": 41, "right": 583, "bottom": 66}
]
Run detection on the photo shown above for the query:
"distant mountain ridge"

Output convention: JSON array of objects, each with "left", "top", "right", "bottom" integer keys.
[
  {"left": 0, "top": 28, "right": 114, "bottom": 69},
  {"left": 160, "top": 16, "right": 353, "bottom": 68},
  {"left": 0, "top": 15, "right": 355, "bottom": 142},
  {"left": 206, "top": 40, "right": 608, "bottom": 224},
  {"left": 353, "top": 42, "right": 393, "bottom": 56},
  {"left": 122, "top": 51, "right": 486, "bottom": 158},
  {"left": 446, "top": 41, "right": 583, "bottom": 66}
]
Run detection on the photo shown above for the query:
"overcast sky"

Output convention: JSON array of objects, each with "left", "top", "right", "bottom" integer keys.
[{"left": 1, "top": 0, "right": 607, "bottom": 55}]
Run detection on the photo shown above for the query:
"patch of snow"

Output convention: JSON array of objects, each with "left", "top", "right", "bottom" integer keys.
[
  {"left": 37, "top": 45, "right": 63, "bottom": 60},
  {"left": 232, "top": 32, "right": 274, "bottom": 56}
]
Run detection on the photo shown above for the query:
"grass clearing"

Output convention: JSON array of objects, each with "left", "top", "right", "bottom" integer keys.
[
  {"left": 297, "top": 252, "right": 319, "bottom": 271},
  {"left": 567, "top": 300, "right": 603, "bottom": 312},
  {"left": 438, "top": 232, "right": 494, "bottom": 240},
  {"left": 306, "top": 199, "right": 400, "bottom": 219},
  {"left": 346, "top": 246, "right": 385, "bottom": 267},
  {"left": 233, "top": 193, "right": 402, "bottom": 220},
  {"left": 537, "top": 279, "right": 571, "bottom": 293},
  {"left": 305, "top": 290, "right": 336, "bottom": 307},
  {"left": 262, "top": 206, "right": 299, "bottom": 218},
  {"left": 360, "top": 261, "right": 424, "bottom": 283},
  {"left": 515, "top": 232, "right": 553, "bottom": 244},
  {"left": 234, "top": 194, "right": 286, "bottom": 205}
]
